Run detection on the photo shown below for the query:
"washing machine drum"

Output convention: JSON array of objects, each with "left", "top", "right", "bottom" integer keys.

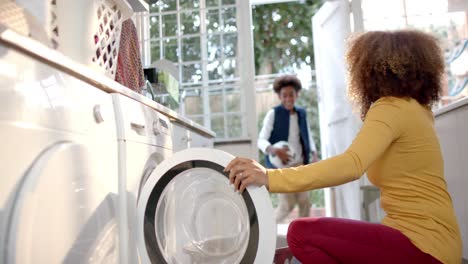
[{"left": 137, "top": 148, "right": 276, "bottom": 264}]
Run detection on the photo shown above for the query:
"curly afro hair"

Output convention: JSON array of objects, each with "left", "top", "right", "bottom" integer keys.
[
  {"left": 345, "top": 30, "right": 445, "bottom": 120},
  {"left": 273, "top": 75, "right": 302, "bottom": 94}
]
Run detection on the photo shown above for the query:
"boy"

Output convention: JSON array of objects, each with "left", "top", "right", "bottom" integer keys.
[{"left": 257, "top": 75, "right": 318, "bottom": 223}]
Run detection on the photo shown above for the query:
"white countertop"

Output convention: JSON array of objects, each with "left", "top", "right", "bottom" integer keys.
[
  {"left": 0, "top": 25, "right": 215, "bottom": 138},
  {"left": 435, "top": 96, "right": 468, "bottom": 117}
]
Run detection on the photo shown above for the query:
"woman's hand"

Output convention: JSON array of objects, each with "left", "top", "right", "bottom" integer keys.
[{"left": 224, "top": 157, "right": 269, "bottom": 192}]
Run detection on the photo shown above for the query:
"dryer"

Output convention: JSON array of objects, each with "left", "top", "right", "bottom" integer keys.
[
  {"left": 0, "top": 42, "right": 120, "bottom": 263},
  {"left": 112, "top": 94, "right": 276, "bottom": 263}
]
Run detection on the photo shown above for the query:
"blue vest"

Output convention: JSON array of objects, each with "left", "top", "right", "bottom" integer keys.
[{"left": 265, "top": 105, "right": 311, "bottom": 168}]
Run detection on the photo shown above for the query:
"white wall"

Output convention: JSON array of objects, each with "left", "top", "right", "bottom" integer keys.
[{"left": 435, "top": 98, "right": 468, "bottom": 260}]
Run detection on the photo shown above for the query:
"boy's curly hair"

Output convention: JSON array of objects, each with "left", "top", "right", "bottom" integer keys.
[
  {"left": 346, "top": 30, "right": 445, "bottom": 119},
  {"left": 273, "top": 75, "right": 302, "bottom": 94}
]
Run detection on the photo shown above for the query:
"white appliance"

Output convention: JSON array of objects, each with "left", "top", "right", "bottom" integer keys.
[
  {"left": 0, "top": 42, "right": 120, "bottom": 263},
  {"left": 111, "top": 93, "right": 174, "bottom": 263},
  {"left": 112, "top": 94, "right": 276, "bottom": 263},
  {"left": 136, "top": 148, "right": 276, "bottom": 264},
  {"left": 0, "top": 25, "right": 276, "bottom": 263}
]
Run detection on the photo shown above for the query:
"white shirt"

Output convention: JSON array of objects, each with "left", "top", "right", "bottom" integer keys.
[{"left": 258, "top": 109, "right": 317, "bottom": 165}]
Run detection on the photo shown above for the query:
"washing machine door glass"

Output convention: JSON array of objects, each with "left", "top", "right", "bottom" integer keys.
[
  {"left": 137, "top": 148, "right": 275, "bottom": 264},
  {"left": 155, "top": 167, "right": 249, "bottom": 263}
]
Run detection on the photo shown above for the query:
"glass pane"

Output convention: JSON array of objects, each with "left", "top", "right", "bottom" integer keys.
[
  {"left": 407, "top": 14, "right": 449, "bottom": 30},
  {"left": 361, "top": 0, "right": 404, "bottom": 20},
  {"left": 163, "top": 39, "right": 178, "bottom": 62},
  {"left": 206, "top": 0, "right": 219, "bottom": 7},
  {"left": 162, "top": 14, "right": 177, "bottom": 37},
  {"left": 223, "top": 59, "right": 237, "bottom": 79},
  {"left": 181, "top": 83, "right": 203, "bottom": 90},
  {"left": 211, "top": 115, "right": 225, "bottom": 138},
  {"left": 405, "top": 0, "right": 446, "bottom": 16},
  {"left": 182, "top": 37, "right": 201, "bottom": 61},
  {"left": 207, "top": 61, "right": 222, "bottom": 81},
  {"left": 186, "top": 115, "right": 203, "bottom": 126},
  {"left": 222, "top": 0, "right": 236, "bottom": 5},
  {"left": 363, "top": 18, "right": 406, "bottom": 31},
  {"left": 150, "top": 15, "right": 159, "bottom": 39},
  {"left": 150, "top": 41, "right": 161, "bottom": 63},
  {"left": 223, "top": 34, "right": 237, "bottom": 58},
  {"left": 206, "top": 9, "right": 220, "bottom": 34},
  {"left": 184, "top": 94, "right": 203, "bottom": 115},
  {"left": 227, "top": 114, "right": 242, "bottom": 138},
  {"left": 149, "top": 3, "right": 159, "bottom": 13},
  {"left": 209, "top": 88, "right": 223, "bottom": 113},
  {"left": 225, "top": 89, "right": 240, "bottom": 112},
  {"left": 207, "top": 35, "right": 221, "bottom": 61},
  {"left": 180, "top": 0, "right": 200, "bottom": 9},
  {"left": 154, "top": 168, "right": 249, "bottom": 263},
  {"left": 182, "top": 63, "right": 202, "bottom": 83},
  {"left": 160, "top": 0, "right": 177, "bottom": 11},
  {"left": 222, "top": 7, "right": 237, "bottom": 32},
  {"left": 181, "top": 11, "right": 201, "bottom": 35}
]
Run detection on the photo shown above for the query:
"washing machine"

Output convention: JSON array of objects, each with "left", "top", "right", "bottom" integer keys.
[
  {"left": 0, "top": 38, "right": 121, "bottom": 263},
  {"left": 111, "top": 93, "right": 174, "bottom": 263},
  {"left": 112, "top": 94, "right": 276, "bottom": 263},
  {"left": 136, "top": 148, "right": 276, "bottom": 264}
]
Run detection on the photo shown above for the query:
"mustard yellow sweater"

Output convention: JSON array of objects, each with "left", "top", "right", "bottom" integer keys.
[{"left": 268, "top": 97, "right": 462, "bottom": 264}]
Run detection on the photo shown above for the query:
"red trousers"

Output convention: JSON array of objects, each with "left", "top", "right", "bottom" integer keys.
[{"left": 287, "top": 217, "right": 442, "bottom": 264}]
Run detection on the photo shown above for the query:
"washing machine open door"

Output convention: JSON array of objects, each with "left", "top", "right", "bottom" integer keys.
[{"left": 136, "top": 148, "right": 276, "bottom": 264}]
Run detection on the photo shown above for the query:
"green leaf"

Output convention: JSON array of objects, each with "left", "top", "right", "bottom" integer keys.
[{"left": 253, "top": 1, "right": 320, "bottom": 73}]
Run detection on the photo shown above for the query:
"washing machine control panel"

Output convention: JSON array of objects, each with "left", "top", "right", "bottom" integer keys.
[{"left": 113, "top": 94, "right": 173, "bottom": 149}]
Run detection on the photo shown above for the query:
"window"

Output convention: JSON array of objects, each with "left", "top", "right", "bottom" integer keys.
[
  {"left": 361, "top": 0, "right": 468, "bottom": 107},
  {"left": 136, "top": 0, "right": 255, "bottom": 141}
]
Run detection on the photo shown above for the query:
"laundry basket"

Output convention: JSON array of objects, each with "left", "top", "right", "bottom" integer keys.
[{"left": 15, "top": 0, "right": 133, "bottom": 78}]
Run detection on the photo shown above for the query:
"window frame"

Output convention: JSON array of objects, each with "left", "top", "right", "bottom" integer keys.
[{"left": 135, "top": 0, "right": 257, "bottom": 143}]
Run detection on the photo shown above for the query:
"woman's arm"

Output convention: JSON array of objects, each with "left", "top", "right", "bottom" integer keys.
[
  {"left": 269, "top": 102, "right": 402, "bottom": 192},
  {"left": 226, "top": 102, "right": 402, "bottom": 193}
]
